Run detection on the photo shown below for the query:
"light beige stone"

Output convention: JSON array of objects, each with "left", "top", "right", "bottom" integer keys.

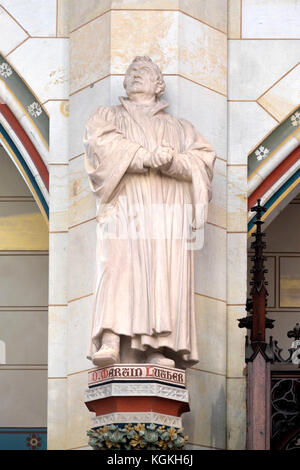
[
  {"left": 44, "top": 101, "right": 69, "bottom": 164},
  {"left": 1, "top": 0, "right": 56, "bottom": 36},
  {"left": 209, "top": 158, "right": 227, "bottom": 229},
  {"left": 47, "top": 378, "right": 67, "bottom": 450},
  {"left": 258, "top": 65, "right": 300, "bottom": 122},
  {"left": 111, "top": 11, "right": 178, "bottom": 75},
  {"left": 228, "top": 0, "right": 241, "bottom": 39},
  {"left": 84, "top": 57, "right": 216, "bottom": 366},
  {"left": 195, "top": 224, "right": 227, "bottom": 301},
  {"left": 0, "top": 6, "right": 28, "bottom": 55},
  {"left": 68, "top": 220, "right": 97, "bottom": 301},
  {"left": 228, "top": 102, "right": 277, "bottom": 164},
  {"left": 242, "top": 0, "right": 300, "bottom": 39},
  {"left": 179, "top": 13, "right": 227, "bottom": 95},
  {"left": 70, "top": 13, "right": 111, "bottom": 94},
  {"left": 69, "top": 0, "right": 112, "bottom": 32},
  {"left": 69, "top": 155, "right": 96, "bottom": 228},
  {"left": 9, "top": 38, "right": 69, "bottom": 102},
  {"left": 0, "top": 147, "right": 31, "bottom": 196},
  {"left": 49, "top": 232, "right": 68, "bottom": 305},
  {"left": 226, "top": 378, "right": 246, "bottom": 450},
  {"left": 227, "top": 165, "right": 248, "bottom": 232},
  {"left": 69, "top": 78, "right": 111, "bottom": 158},
  {"left": 112, "top": 0, "right": 178, "bottom": 8},
  {"left": 48, "top": 306, "right": 68, "bottom": 378},
  {"left": 227, "top": 306, "right": 247, "bottom": 378},
  {"left": 66, "top": 371, "right": 92, "bottom": 449},
  {"left": 267, "top": 311, "right": 300, "bottom": 354},
  {"left": 228, "top": 40, "right": 300, "bottom": 100},
  {"left": 0, "top": 310, "right": 47, "bottom": 364},
  {"left": 227, "top": 233, "right": 247, "bottom": 305},
  {"left": 0, "top": 201, "right": 49, "bottom": 251},
  {"left": 180, "top": 0, "right": 227, "bottom": 33},
  {"left": 183, "top": 368, "right": 226, "bottom": 448},
  {"left": 0, "top": 369, "right": 47, "bottom": 426},
  {"left": 49, "top": 164, "right": 69, "bottom": 232},
  {"left": 194, "top": 295, "right": 226, "bottom": 375},
  {"left": 67, "top": 296, "right": 94, "bottom": 375},
  {"left": 57, "top": 0, "right": 70, "bottom": 37}
]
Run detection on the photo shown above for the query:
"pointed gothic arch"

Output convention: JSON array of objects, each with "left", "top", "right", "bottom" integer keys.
[
  {"left": 0, "top": 56, "right": 49, "bottom": 221},
  {"left": 248, "top": 107, "right": 300, "bottom": 235}
]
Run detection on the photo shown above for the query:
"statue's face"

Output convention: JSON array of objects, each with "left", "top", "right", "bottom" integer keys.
[{"left": 124, "top": 62, "right": 158, "bottom": 100}]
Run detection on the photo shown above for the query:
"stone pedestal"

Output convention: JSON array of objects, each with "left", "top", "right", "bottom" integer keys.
[{"left": 84, "top": 364, "right": 190, "bottom": 450}]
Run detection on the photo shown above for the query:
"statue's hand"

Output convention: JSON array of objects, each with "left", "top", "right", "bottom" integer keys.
[{"left": 149, "top": 145, "right": 174, "bottom": 168}]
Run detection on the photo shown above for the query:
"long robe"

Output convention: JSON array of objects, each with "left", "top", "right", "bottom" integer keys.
[{"left": 84, "top": 97, "right": 216, "bottom": 365}]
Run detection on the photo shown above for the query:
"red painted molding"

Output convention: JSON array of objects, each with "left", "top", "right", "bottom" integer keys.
[
  {"left": 86, "top": 396, "right": 190, "bottom": 417},
  {"left": 0, "top": 103, "right": 49, "bottom": 191},
  {"left": 248, "top": 145, "right": 300, "bottom": 210}
]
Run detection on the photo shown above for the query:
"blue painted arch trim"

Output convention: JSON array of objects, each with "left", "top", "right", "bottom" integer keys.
[{"left": 0, "top": 123, "right": 49, "bottom": 220}]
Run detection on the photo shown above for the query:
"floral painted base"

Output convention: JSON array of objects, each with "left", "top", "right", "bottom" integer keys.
[{"left": 87, "top": 423, "right": 188, "bottom": 450}]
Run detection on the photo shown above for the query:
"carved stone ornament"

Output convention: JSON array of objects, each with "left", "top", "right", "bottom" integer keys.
[{"left": 84, "top": 56, "right": 216, "bottom": 368}]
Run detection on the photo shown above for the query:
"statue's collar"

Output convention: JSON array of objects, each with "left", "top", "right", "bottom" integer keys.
[{"left": 119, "top": 96, "right": 169, "bottom": 116}]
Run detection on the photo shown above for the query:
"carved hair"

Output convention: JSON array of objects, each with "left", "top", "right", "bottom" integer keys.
[{"left": 124, "top": 56, "right": 166, "bottom": 98}]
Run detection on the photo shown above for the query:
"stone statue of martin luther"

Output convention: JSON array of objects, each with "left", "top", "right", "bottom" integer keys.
[{"left": 84, "top": 56, "right": 216, "bottom": 368}]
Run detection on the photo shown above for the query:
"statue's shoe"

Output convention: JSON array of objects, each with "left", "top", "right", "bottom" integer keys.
[
  {"left": 147, "top": 352, "right": 175, "bottom": 368},
  {"left": 92, "top": 344, "right": 120, "bottom": 367}
]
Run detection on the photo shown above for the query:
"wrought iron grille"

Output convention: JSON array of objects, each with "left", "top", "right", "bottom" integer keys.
[{"left": 271, "top": 373, "right": 300, "bottom": 450}]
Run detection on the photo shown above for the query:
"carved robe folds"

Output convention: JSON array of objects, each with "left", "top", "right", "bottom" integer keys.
[{"left": 84, "top": 97, "right": 215, "bottom": 365}]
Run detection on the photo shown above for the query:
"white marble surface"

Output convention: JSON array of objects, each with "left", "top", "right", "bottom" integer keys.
[
  {"left": 0, "top": 254, "right": 48, "bottom": 307},
  {"left": 70, "top": 12, "right": 111, "bottom": 94},
  {"left": 228, "top": 102, "right": 277, "bottom": 164},
  {"left": 226, "top": 378, "right": 246, "bottom": 450},
  {"left": 183, "top": 368, "right": 226, "bottom": 449},
  {"left": 49, "top": 232, "right": 68, "bottom": 306},
  {"left": 195, "top": 223, "right": 226, "bottom": 301},
  {"left": 111, "top": 11, "right": 179, "bottom": 75},
  {"left": 0, "top": 6, "right": 28, "bottom": 55},
  {"left": 9, "top": 38, "right": 69, "bottom": 103},
  {"left": 195, "top": 295, "right": 226, "bottom": 375},
  {"left": 242, "top": 0, "right": 300, "bottom": 39},
  {"left": 1, "top": 0, "right": 57, "bottom": 37},
  {"left": 44, "top": 101, "right": 69, "bottom": 164},
  {"left": 227, "top": 233, "right": 247, "bottom": 305},
  {"left": 48, "top": 306, "right": 68, "bottom": 378},
  {"left": 69, "top": 155, "right": 96, "bottom": 228},
  {"left": 49, "top": 164, "right": 69, "bottom": 232},
  {"left": 180, "top": 0, "right": 227, "bottom": 33},
  {"left": 47, "top": 378, "right": 67, "bottom": 450},
  {"left": 67, "top": 295, "right": 93, "bottom": 375},
  {"left": 66, "top": 371, "right": 92, "bottom": 449},
  {"left": 228, "top": 0, "right": 241, "bottom": 39},
  {"left": 228, "top": 40, "right": 300, "bottom": 100},
  {"left": 175, "top": 76, "right": 227, "bottom": 159},
  {"left": 208, "top": 158, "right": 227, "bottom": 229},
  {"left": 227, "top": 306, "right": 247, "bottom": 378}
]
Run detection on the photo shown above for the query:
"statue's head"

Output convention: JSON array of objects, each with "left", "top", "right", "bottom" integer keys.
[{"left": 123, "top": 56, "right": 166, "bottom": 101}]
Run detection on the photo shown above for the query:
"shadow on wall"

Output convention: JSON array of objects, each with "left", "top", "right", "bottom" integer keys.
[
  {"left": 182, "top": 373, "right": 226, "bottom": 450},
  {"left": 210, "top": 385, "right": 226, "bottom": 449}
]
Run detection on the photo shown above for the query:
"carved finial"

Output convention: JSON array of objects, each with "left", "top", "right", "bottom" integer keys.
[{"left": 287, "top": 323, "right": 300, "bottom": 341}]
